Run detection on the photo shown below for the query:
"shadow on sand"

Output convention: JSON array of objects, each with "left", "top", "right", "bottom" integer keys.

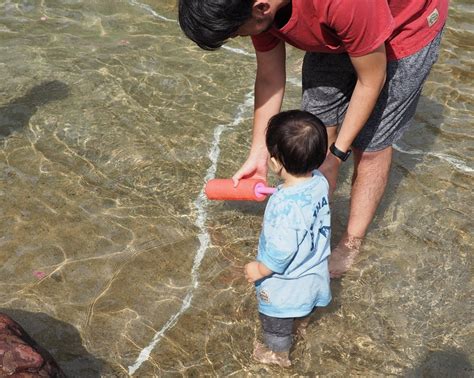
[
  {"left": 404, "top": 348, "right": 473, "bottom": 377},
  {"left": 0, "top": 80, "right": 70, "bottom": 138},
  {"left": 0, "top": 308, "right": 109, "bottom": 377}
]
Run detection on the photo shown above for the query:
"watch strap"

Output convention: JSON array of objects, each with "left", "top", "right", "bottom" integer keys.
[{"left": 330, "top": 143, "right": 352, "bottom": 161}]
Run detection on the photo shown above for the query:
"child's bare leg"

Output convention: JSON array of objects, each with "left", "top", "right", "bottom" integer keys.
[
  {"left": 293, "top": 316, "right": 311, "bottom": 338},
  {"left": 293, "top": 307, "right": 317, "bottom": 338}
]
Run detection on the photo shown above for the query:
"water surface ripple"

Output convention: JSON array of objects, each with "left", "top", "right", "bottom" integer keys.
[{"left": 0, "top": 0, "right": 472, "bottom": 376}]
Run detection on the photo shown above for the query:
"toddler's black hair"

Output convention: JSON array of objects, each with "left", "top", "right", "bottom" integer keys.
[{"left": 266, "top": 110, "right": 328, "bottom": 175}]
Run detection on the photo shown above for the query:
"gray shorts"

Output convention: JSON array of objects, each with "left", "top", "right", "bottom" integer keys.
[{"left": 301, "top": 30, "right": 443, "bottom": 152}]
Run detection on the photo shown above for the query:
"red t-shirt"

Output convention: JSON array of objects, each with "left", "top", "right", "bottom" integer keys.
[{"left": 251, "top": 0, "right": 448, "bottom": 60}]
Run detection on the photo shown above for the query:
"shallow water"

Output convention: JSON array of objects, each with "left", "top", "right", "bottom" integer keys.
[{"left": 0, "top": 0, "right": 472, "bottom": 376}]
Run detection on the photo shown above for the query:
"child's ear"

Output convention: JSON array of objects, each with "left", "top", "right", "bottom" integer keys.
[{"left": 269, "top": 157, "right": 282, "bottom": 173}]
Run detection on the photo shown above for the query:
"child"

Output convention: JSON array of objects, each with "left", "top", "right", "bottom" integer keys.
[{"left": 244, "top": 110, "right": 331, "bottom": 367}]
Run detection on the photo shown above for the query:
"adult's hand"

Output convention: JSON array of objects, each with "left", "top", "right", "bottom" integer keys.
[
  {"left": 231, "top": 148, "right": 269, "bottom": 187},
  {"left": 318, "top": 153, "right": 342, "bottom": 198}
]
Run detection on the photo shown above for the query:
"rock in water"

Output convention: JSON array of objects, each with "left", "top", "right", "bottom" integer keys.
[{"left": 0, "top": 313, "right": 65, "bottom": 377}]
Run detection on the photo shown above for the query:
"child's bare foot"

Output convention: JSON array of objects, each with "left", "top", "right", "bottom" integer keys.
[
  {"left": 329, "top": 233, "right": 363, "bottom": 278},
  {"left": 252, "top": 342, "right": 291, "bottom": 367}
]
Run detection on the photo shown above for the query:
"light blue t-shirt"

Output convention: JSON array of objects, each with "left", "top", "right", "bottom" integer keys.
[{"left": 255, "top": 170, "right": 331, "bottom": 318}]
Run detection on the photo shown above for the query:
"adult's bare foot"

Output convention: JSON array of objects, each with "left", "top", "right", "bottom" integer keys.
[
  {"left": 329, "top": 233, "right": 363, "bottom": 278},
  {"left": 252, "top": 342, "right": 291, "bottom": 367}
]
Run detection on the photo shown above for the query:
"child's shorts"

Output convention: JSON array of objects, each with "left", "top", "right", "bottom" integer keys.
[{"left": 301, "top": 29, "right": 443, "bottom": 152}]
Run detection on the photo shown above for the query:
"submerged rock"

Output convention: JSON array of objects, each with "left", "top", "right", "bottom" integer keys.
[{"left": 0, "top": 313, "right": 65, "bottom": 377}]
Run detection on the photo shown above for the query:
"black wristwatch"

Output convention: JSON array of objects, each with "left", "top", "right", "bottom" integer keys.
[{"left": 330, "top": 143, "right": 352, "bottom": 161}]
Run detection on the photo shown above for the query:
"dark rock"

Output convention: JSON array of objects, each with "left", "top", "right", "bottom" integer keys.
[{"left": 0, "top": 313, "right": 65, "bottom": 377}]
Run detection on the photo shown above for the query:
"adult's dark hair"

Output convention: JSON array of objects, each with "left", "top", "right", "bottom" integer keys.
[
  {"left": 266, "top": 110, "right": 328, "bottom": 175},
  {"left": 178, "top": 0, "right": 253, "bottom": 50}
]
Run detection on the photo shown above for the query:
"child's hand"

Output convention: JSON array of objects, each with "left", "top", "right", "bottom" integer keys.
[
  {"left": 244, "top": 261, "right": 273, "bottom": 283},
  {"left": 244, "top": 262, "right": 260, "bottom": 283}
]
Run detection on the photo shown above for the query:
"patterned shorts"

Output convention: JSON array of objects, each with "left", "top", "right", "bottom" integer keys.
[{"left": 301, "top": 30, "right": 443, "bottom": 151}]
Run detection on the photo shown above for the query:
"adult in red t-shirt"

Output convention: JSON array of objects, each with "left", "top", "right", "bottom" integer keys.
[
  {"left": 250, "top": 0, "right": 447, "bottom": 60},
  {"left": 178, "top": 0, "right": 448, "bottom": 279}
]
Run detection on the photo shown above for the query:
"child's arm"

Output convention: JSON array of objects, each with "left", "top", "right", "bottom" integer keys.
[{"left": 244, "top": 261, "right": 273, "bottom": 283}]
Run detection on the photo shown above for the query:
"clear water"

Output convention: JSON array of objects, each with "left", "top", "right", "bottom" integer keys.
[{"left": 0, "top": 1, "right": 472, "bottom": 376}]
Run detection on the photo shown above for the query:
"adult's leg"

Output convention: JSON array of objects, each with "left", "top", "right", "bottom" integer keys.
[
  {"left": 304, "top": 30, "right": 442, "bottom": 277},
  {"left": 348, "top": 146, "right": 392, "bottom": 238},
  {"left": 328, "top": 146, "right": 392, "bottom": 278},
  {"left": 328, "top": 29, "right": 444, "bottom": 277},
  {"left": 325, "top": 126, "right": 392, "bottom": 233}
]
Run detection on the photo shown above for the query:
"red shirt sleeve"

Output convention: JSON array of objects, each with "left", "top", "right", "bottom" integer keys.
[
  {"left": 326, "top": 0, "right": 394, "bottom": 56},
  {"left": 251, "top": 29, "right": 280, "bottom": 52}
]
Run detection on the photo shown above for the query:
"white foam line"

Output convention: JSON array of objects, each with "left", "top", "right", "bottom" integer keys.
[
  {"left": 127, "top": 0, "right": 176, "bottom": 22},
  {"left": 128, "top": 92, "right": 254, "bottom": 375},
  {"left": 393, "top": 143, "right": 474, "bottom": 173}
]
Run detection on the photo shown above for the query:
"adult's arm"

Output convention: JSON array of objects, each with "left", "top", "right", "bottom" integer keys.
[
  {"left": 232, "top": 40, "right": 286, "bottom": 185},
  {"left": 335, "top": 44, "right": 387, "bottom": 152},
  {"left": 319, "top": 43, "right": 387, "bottom": 193}
]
